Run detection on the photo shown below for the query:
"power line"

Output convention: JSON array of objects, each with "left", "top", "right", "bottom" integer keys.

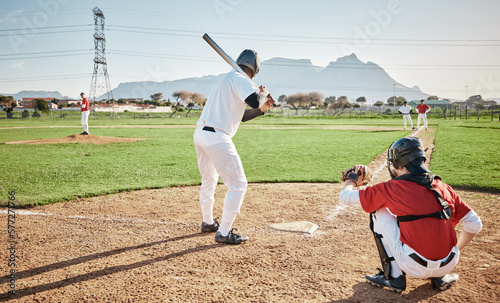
[{"left": 0, "top": 24, "right": 91, "bottom": 32}]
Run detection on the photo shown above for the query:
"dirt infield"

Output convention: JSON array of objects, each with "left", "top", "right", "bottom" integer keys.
[
  {"left": 5, "top": 134, "right": 148, "bottom": 145},
  {"left": 1, "top": 129, "right": 498, "bottom": 302}
]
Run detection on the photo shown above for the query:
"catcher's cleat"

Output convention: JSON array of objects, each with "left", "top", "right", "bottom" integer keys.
[
  {"left": 430, "top": 273, "right": 459, "bottom": 290},
  {"left": 200, "top": 217, "right": 219, "bottom": 233},
  {"left": 214, "top": 229, "right": 249, "bottom": 244},
  {"left": 365, "top": 269, "right": 406, "bottom": 293}
]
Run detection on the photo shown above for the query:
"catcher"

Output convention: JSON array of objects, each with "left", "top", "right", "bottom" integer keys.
[{"left": 339, "top": 137, "right": 482, "bottom": 293}]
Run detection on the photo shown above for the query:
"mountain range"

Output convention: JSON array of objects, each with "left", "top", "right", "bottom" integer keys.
[
  {"left": 2, "top": 54, "right": 435, "bottom": 103},
  {"left": 106, "top": 53, "right": 429, "bottom": 102}
]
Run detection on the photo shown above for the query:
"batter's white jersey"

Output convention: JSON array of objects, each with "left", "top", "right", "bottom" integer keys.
[{"left": 197, "top": 70, "right": 258, "bottom": 137}]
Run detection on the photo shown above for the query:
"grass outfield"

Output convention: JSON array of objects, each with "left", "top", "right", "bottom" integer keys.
[
  {"left": 1, "top": 118, "right": 498, "bottom": 206},
  {"left": 0, "top": 125, "right": 406, "bottom": 207},
  {"left": 431, "top": 120, "right": 500, "bottom": 192}
]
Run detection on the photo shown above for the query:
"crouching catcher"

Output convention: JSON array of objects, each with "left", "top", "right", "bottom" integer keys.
[{"left": 338, "top": 137, "right": 482, "bottom": 293}]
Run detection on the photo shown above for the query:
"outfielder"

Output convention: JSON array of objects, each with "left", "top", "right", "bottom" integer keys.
[
  {"left": 80, "top": 92, "right": 90, "bottom": 135},
  {"left": 194, "top": 49, "right": 275, "bottom": 244},
  {"left": 416, "top": 99, "right": 431, "bottom": 130},
  {"left": 339, "top": 137, "right": 482, "bottom": 292},
  {"left": 398, "top": 101, "right": 415, "bottom": 130}
]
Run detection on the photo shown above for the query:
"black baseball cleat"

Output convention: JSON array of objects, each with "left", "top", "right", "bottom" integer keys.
[
  {"left": 430, "top": 273, "right": 459, "bottom": 290},
  {"left": 81, "top": 132, "right": 89, "bottom": 135},
  {"left": 214, "top": 229, "right": 249, "bottom": 244},
  {"left": 200, "top": 217, "right": 219, "bottom": 233},
  {"left": 412, "top": 127, "right": 417, "bottom": 130},
  {"left": 365, "top": 269, "right": 406, "bottom": 293}
]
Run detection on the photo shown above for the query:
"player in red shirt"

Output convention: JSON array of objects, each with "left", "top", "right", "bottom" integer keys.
[
  {"left": 80, "top": 92, "right": 90, "bottom": 135},
  {"left": 339, "top": 137, "right": 482, "bottom": 293},
  {"left": 416, "top": 99, "right": 431, "bottom": 130}
]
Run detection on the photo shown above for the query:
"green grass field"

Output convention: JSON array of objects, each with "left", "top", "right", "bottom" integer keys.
[
  {"left": 431, "top": 121, "right": 500, "bottom": 191},
  {"left": 0, "top": 116, "right": 498, "bottom": 207}
]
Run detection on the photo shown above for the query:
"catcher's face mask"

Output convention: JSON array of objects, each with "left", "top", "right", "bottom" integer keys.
[{"left": 386, "top": 142, "right": 398, "bottom": 179}]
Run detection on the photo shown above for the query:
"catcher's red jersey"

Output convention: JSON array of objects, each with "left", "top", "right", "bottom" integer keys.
[{"left": 359, "top": 179, "right": 472, "bottom": 260}]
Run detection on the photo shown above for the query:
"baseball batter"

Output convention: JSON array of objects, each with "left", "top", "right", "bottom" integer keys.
[
  {"left": 398, "top": 101, "right": 415, "bottom": 130},
  {"left": 339, "top": 137, "right": 482, "bottom": 292},
  {"left": 194, "top": 49, "right": 275, "bottom": 245},
  {"left": 80, "top": 92, "right": 89, "bottom": 135},
  {"left": 416, "top": 99, "right": 431, "bottom": 130}
]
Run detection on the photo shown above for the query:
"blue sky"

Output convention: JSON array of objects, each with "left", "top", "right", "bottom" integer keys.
[{"left": 1, "top": 0, "right": 499, "bottom": 100}]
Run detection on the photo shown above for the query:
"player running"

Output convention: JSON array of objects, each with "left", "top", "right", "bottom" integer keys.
[
  {"left": 193, "top": 49, "right": 274, "bottom": 244},
  {"left": 339, "top": 137, "right": 482, "bottom": 292}
]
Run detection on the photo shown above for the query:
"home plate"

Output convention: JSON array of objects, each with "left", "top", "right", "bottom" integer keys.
[{"left": 269, "top": 221, "right": 319, "bottom": 234}]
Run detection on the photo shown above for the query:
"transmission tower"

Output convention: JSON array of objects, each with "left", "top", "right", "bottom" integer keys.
[{"left": 89, "top": 7, "right": 113, "bottom": 103}]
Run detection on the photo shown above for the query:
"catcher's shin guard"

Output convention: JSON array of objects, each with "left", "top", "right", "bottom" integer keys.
[{"left": 370, "top": 212, "right": 394, "bottom": 279}]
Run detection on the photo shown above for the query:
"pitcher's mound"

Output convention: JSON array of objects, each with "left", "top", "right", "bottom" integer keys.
[
  {"left": 5, "top": 134, "right": 148, "bottom": 145},
  {"left": 269, "top": 221, "right": 319, "bottom": 234}
]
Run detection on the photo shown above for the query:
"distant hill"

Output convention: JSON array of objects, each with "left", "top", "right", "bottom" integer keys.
[
  {"left": 103, "top": 53, "right": 430, "bottom": 103},
  {"left": 0, "top": 90, "right": 64, "bottom": 100}
]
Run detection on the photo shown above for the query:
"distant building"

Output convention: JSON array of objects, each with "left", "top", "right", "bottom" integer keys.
[
  {"left": 58, "top": 99, "right": 80, "bottom": 107},
  {"left": 19, "top": 98, "right": 53, "bottom": 109}
]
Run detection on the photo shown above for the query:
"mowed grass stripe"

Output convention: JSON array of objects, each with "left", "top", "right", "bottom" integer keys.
[
  {"left": 0, "top": 127, "right": 405, "bottom": 207},
  {"left": 431, "top": 121, "right": 500, "bottom": 192}
]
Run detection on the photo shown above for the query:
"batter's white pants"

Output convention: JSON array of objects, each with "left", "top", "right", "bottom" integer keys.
[
  {"left": 417, "top": 113, "right": 428, "bottom": 129},
  {"left": 372, "top": 207, "right": 459, "bottom": 279},
  {"left": 402, "top": 115, "right": 413, "bottom": 129},
  {"left": 193, "top": 126, "right": 247, "bottom": 236}
]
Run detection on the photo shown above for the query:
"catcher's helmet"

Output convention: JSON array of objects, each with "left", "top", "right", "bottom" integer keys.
[
  {"left": 387, "top": 136, "right": 430, "bottom": 177},
  {"left": 236, "top": 49, "right": 260, "bottom": 77}
]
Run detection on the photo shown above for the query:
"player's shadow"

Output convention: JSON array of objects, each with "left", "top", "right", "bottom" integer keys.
[
  {"left": 0, "top": 232, "right": 219, "bottom": 301},
  {"left": 328, "top": 281, "right": 440, "bottom": 302}
]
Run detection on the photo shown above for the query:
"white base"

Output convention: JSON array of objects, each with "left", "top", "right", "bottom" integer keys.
[{"left": 269, "top": 221, "right": 319, "bottom": 234}]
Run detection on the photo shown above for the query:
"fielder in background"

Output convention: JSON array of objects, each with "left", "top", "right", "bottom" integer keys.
[
  {"left": 416, "top": 99, "right": 431, "bottom": 130},
  {"left": 339, "top": 137, "right": 482, "bottom": 293},
  {"left": 398, "top": 101, "right": 415, "bottom": 130},
  {"left": 193, "top": 49, "right": 275, "bottom": 245},
  {"left": 80, "top": 92, "right": 90, "bottom": 135}
]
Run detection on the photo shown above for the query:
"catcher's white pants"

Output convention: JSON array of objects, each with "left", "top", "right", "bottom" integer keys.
[
  {"left": 193, "top": 126, "right": 247, "bottom": 236},
  {"left": 417, "top": 113, "right": 428, "bottom": 129},
  {"left": 372, "top": 207, "right": 459, "bottom": 279},
  {"left": 81, "top": 111, "right": 89, "bottom": 133},
  {"left": 402, "top": 114, "right": 413, "bottom": 129}
]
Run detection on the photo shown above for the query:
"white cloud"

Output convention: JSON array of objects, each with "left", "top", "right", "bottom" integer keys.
[
  {"left": 0, "top": 10, "right": 23, "bottom": 23},
  {"left": 11, "top": 61, "right": 25, "bottom": 68}
]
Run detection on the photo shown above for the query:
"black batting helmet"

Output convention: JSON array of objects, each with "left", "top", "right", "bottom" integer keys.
[
  {"left": 387, "top": 136, "right": 429, "bottom": 177},
  {"left": 236, "top": 49, "right": 260, "bottom": 77}
]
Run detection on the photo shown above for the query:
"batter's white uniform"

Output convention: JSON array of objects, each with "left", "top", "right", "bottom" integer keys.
[
  {"left": 398, "top": 105, "right": 413, "bottom": 129},
  {"left": 193, "top": 70, "right": 259, "bottom": 236}
]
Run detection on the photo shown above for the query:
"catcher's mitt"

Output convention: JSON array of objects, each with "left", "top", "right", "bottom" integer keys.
[{"left": 341, "top": 165, "right": 373, "bottom": 187}]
